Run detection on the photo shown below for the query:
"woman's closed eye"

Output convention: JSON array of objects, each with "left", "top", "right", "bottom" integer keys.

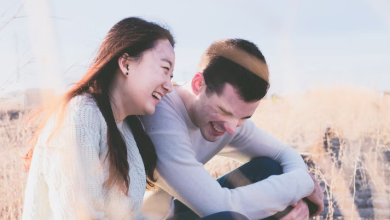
[{"left": 162, "top": 66, "right": 173, "bottom": 78}]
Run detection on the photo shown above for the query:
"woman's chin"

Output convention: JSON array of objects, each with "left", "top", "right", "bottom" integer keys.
[{"left": 143, "top": 105, "right": 156, "bottom": 115}]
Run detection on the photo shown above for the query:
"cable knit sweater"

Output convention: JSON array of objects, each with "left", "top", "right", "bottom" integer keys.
[{"left": 23, "top": 94, "right": 148, "bottom": 220}]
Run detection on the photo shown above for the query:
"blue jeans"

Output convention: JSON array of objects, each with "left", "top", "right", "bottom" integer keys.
[{"left": 169, "top": 157, "right": 288, "bottom": 220}]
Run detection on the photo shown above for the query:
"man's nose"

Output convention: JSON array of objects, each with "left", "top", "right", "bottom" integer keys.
[{"left": 224, "top": 119, "right": 239, "bottom": 135}]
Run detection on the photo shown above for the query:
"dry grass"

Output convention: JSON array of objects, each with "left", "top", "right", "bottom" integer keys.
[
  {"left": 0, "top": 110, "right": 34, "bottom": 219},
  {"left": 206, "top": 86, "right": 390, "bottom": 220},
  {"left": 1, "top": 86, "right": 389, "bottom": 219}
]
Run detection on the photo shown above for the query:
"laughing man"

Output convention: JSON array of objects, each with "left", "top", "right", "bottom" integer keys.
[{"left": 140, "top": 39, "right": 324, "bottom": 220}]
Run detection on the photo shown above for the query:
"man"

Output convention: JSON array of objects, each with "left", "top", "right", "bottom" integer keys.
[{"left": 140, "top": 39, "right": 324, "bottom": 220}]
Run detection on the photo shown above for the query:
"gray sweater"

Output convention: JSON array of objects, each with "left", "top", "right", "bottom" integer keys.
[{"left": 140, "top": 89, "right": 314, "bottom": 220}]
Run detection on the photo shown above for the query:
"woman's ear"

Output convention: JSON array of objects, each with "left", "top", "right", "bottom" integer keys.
[
  {"left": 191, "top": 72, "right": 205, "bottom": 95},
  {"left": 118, "top": 53, "right": 130, "bottom": 76}
]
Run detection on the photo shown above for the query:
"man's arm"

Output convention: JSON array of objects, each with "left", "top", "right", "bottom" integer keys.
[
  {"left": 141, "top": 109, "right": 314, "bottom": 220},
  {"left": 219, "top": 119, "right": 307, "bottom": 172},
  {"left": 220, "top": 119, "right": 321, "bottom": 215},
  {"left": 151, "top": 130, "right": 313, "bottom": 219}
]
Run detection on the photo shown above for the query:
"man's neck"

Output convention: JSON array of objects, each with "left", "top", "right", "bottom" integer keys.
[{"left": 175, "top": 83, "right": 199, "bottom": 128}]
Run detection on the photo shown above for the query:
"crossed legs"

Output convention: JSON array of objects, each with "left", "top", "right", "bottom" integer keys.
[{"left": 169, "top": 157, "right": 285, "bottom": 220}]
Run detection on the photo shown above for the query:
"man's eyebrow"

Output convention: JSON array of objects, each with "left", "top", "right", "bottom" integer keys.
[
  {"left": 218, "top": 106, "right": 252, "bottom": 119},
  {"left": 218, "top": 106, "right": 233, "bottom": 116},
  {"left": 161, "top": 58, "right": 172, "bottom": 67}
]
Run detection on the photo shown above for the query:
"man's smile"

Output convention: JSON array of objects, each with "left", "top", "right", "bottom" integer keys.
[{"left": 210, "top": 121, "right": 225, "bottom": 135}]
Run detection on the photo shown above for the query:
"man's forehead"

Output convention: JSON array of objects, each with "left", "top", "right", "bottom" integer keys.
[{"left": 214, "top": 84, "right": 260, "bottom": 115}]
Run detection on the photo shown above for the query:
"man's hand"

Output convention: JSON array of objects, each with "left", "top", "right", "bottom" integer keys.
[
  {"left": 279, "top": 199, "right": 309, "bottom": 220},
  {"left": 305, "top": 173, "right": 324, "bottom": 216}
]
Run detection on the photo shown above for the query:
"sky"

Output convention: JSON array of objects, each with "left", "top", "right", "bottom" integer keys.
[{"left": 0, "top": 0, "right": 389, "bottom": 98}]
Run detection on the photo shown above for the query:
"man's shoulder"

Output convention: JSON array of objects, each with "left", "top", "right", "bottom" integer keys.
[
  {"left": 139, "top": 91, "right": 187, "bottom": 134},
  {"left": 229, "top": 119, "right": 258, "bottom": 140}
]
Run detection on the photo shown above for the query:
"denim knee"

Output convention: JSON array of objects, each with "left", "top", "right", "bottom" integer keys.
[
  {"left": 250, "top": 157, "right": 283, "bottom": 176},
  {"left": 198, "top": 211, "right": 249, "bottom": 220}
]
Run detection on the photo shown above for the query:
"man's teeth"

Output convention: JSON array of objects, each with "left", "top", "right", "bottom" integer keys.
[
  {"left": 152, "top": 92, "right": 162, "bottom": 100},
  {"left": 211, "top": 122, "right": 224, "bottom": 133}
]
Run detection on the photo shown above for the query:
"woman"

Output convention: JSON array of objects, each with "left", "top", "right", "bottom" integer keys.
[
  {"left": 23, "top": 16, "right": 249, "bottom": 220},
  {"left": 23, "top": 17, "right": 175, "bottom": 220}
]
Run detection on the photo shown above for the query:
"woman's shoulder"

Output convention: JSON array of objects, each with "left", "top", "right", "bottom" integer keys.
[
  {"left": 68, "top": 93, "right": 97, "bottom": 108},
  {"left": 67, "top": 94, "right": 99, "bottom": 112},
  {"left": 39, "top": 94, "right": 104, "bottom": 146},
  {"left": 64, "top": 94, "right": 103, "bottom": 125}
]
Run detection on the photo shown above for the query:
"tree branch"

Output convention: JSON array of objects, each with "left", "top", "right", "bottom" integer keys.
[{"left": 0, "top": 0, "right": 29, "bottom": 33}]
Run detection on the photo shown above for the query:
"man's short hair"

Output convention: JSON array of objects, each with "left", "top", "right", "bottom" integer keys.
[{"left": 198, "top": 39, "right": 270, "bottom": 102}]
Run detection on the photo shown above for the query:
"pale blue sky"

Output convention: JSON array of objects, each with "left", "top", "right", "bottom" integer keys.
[{"left": 0, "top": 0, "right": 389, "bottom": 97}]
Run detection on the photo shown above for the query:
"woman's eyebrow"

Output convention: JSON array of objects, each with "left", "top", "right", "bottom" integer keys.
[{"left": 161, "top": 58, "right": 172, "bottom": 67}]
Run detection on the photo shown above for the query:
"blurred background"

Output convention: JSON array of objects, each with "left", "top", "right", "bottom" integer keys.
[
  {"left": 0, "top": 0, "right": 390, "bottom": 219},
  {"left": 1, "top": 0, "right": 389, "bottom": 97}
]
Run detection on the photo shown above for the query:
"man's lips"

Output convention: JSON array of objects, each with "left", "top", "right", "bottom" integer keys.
[{"left": 210, "top": 121, "right": 225, "bottom": 135}]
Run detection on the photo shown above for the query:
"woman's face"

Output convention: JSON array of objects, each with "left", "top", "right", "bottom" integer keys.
[{"left": 121, "top": 39, "right": 175, "bottom": 115}]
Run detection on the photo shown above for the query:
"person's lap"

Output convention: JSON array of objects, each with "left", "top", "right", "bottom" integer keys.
[
  {"left": 168, "top": 211, "right": 249, "bottom": 220},
  {"left": 168, "top": 157, "right": 286, "bottom": 220}
]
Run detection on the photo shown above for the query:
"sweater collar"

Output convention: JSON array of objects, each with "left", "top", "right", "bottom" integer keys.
[{"left": 116, "top": 121, "right": 124, "bottom": 131}]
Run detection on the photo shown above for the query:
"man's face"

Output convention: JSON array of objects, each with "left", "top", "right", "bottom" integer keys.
[{"left": 193, "top": 83, "right": 260, "bottom": 142}]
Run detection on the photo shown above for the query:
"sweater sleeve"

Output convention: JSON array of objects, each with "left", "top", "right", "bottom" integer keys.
[
  {"left": 220, "top": 119, "right": 314, "bottom": 200},
  {"left": 42, "top": 103, "right": 108, "bottom": 220},
  {"left": 141, "top": 108, "right": 314, "bottom": 220}
]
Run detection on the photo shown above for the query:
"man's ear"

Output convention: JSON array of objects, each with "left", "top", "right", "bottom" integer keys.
[
  {"left": 118, "top": 53, "right": 130, "bottom": 76},
  {"left": 191, "top": 72, "right": 205, "bottom": 96}
]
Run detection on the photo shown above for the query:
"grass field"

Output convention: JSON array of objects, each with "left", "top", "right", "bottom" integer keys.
[{"left": 1, "top": 86, "right": 390, "bottom": 219}]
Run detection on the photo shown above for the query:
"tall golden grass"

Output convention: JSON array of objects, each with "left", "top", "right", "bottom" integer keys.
[
  {"left": 1, "top": 85, "right": 389, "bottom": 219},
  {"left": 206, "top": 86, "right": 390, "bottom": 220},
  {"left": 0, "top": 110, "right": 34, "bottom": 219}
]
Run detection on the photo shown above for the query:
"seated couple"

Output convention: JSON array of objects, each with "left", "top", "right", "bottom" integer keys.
[{"left": 23, "top": 17, "right": 324, "bottom": 220}]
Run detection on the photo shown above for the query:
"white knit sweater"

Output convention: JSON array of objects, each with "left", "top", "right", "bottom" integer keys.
[{"left": 23, "top": 95, "right": 149, "bottom": 220}]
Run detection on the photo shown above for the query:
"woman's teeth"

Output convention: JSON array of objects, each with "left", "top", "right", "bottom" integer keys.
[
  {"left": 152, "top": 92, "right": 162, "bottom": 100},
  {"left": 211, "top": 122, "right": 224, "bottom": 133}
]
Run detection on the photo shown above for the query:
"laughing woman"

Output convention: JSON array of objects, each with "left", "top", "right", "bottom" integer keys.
[{"left": 22, "top": 17, "right": 175, "bottom": 220}]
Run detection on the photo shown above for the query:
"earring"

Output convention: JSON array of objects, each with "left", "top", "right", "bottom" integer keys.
[{"left": 126, "top": 72, "right": 128, "bottom": 75}]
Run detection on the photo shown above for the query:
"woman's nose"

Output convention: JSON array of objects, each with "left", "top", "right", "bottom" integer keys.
[{"left": 163, "top": 79, "right": 173, "bottom": 93}]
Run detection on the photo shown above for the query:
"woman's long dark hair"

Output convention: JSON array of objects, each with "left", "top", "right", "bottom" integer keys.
[{"left": 25, "top": 17, "right": 175, "bottom": 195}]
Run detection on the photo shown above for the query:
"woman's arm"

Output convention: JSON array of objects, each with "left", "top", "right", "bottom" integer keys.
[{"left": 43, "top": 104, "right": 108, "bottom": 220}]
